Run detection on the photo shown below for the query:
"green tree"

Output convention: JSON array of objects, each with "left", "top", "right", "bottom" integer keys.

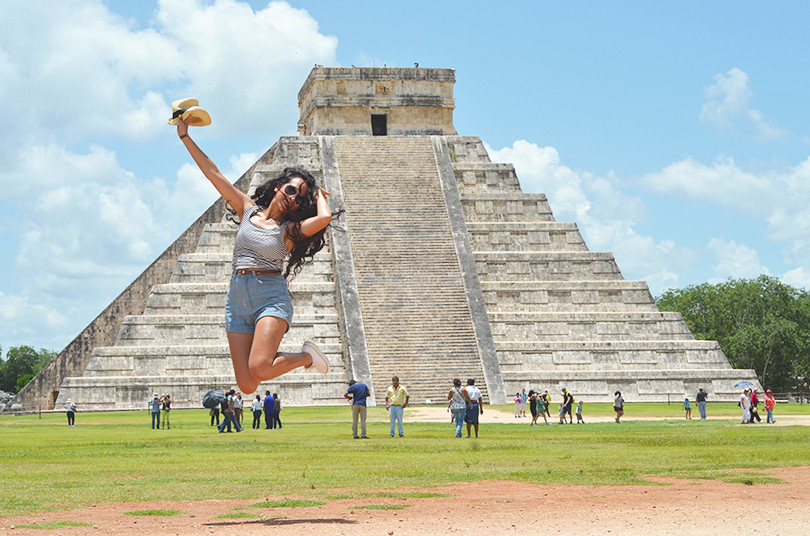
[
  {"left": 0, "top": 346, "right": 56, "bottom": 393},
  {"left": 657, "top": 275, "right": 810, "bottom": 392}
]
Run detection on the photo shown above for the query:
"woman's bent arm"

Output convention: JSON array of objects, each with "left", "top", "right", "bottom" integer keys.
[
  {"left": 177, "top": 119, "right": 253, "bottom": 215},
  {"left": 298, "top": 188, "right": 333, "bottom": 237}
]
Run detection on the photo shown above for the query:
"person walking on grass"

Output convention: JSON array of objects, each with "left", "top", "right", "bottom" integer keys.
[
  {"left": 210, "top": 406, "right": 220, "bottom": 426},
  {"left": 614, "top": 391, "right": 624, "bottom": 423},
  {"left": 519, "top": 388, "right": 528, "bottom": 418},
  {"left": 696, "top": 387, "right": 708, "bottom": 420},
  {"left": 740, "top": 389, "right": 751, "bottom": 424},
  {"left": 149, "top": 394, "right": 161, "bottom": 429},
  {"left": 65, "top": 399, "right": 77, "bottom": 428},
  {"left": 683, "top": 396, "right": 692, "bottom": 420},
  {"left": 232, "top": 392, "right": 243, "bottom": 426},
  {"left": 160, "top": 394, "right": 171, "bottom": 429},
  {"left": 176, "top": 117, "right": 338, "bottom": 396},
  {"left": 542, "top": 390, "right": 551, "bottom": 417},
  {"left": 464, "top": 378, "right": 484, "bottom": 438},
  {"left": 251, "top": 394, "right": 263, "bottom": 429},
  {"left": 764, "top": 389, "right": 776, "bottom": 424},
  {"left": 513, "top": 392, "right": 521, "bottom": 418},
  {"left": 448, "top": 378, "right": 471, "bottom": 438},
  {"left": 263, "top": 391, "right": 275, "bottom": 430},
  {"left": 218, "top": 389, "right": 242, "bottom": 433},
  {"left": 345, "top": 380, "right": 371, "bottom": 439},
  {"left": 385, "top": 376, "right": 409, "bottom": 437},
  {"left": 562, "top": 388, "right": 574, "bottom": 424},
  {"left": 749, "top": 389, "right": 761, "bottom": 423},
  {"left": 575, "top": 400, "right": 585, "bottom": 423}
]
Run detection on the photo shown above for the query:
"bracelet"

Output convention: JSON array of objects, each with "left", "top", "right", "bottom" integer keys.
[{"left": 179, "top": 134, "right": 189, "bottom": 140}]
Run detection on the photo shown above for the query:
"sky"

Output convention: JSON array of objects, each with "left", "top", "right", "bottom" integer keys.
[{"left": 2, "top": 0, "right": 810, "bottom": 353}]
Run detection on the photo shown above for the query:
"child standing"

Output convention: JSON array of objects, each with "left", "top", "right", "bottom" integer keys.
[
  {"left": 575, "top": 401, "right": 585, "bottom": 423},
  {"left": 558, "top": 401, "right": 565, "bottom": 424},
  {"left": 764, "top": 389, "right": 776, "bottom": 423},
  {"left": 683, "top": 397, "right": 692, "bottom": 420}
]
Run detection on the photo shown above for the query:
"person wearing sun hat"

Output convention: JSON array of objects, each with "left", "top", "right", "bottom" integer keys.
[
  {"left": 65, "top": 399, "right": 77, "bottom": 428},
  {"left": 764, "top": 389, "right": 777, "bottom": 424},
  {"left": 173, "top": 102, "right": 340, "bottom": 396}
]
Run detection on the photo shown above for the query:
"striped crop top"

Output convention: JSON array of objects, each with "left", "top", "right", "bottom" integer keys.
[{"left": 232, "top": 205, "right": 290, "bottom": 272}]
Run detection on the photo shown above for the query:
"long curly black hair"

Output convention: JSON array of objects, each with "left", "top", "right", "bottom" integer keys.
[{"left": 251, "top": 167, "right": 340, "bottom": 279}]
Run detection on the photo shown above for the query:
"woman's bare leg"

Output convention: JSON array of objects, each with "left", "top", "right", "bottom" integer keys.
[
  {"left": 247, "top": 316, "right": 313, "bottom": 382},
  {"left": 227, "top": 332, "right": 260, "bottom": 394}
]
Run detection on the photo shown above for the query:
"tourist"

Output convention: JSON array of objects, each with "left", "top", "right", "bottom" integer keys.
[
  {"left": 251, "top": 394, "right": 263, "bottom": 429},
  {"left": 209, "top": 406, "right": 220, "bottom": 426},
  {"left": 232, "top": 392, "right": 243, "bottom": 426},
  {"left": 519, "top": 388, "right": 528, "bottom": 418},
  {"left": 739, "top": 389, "right": 751, "bottom": 424},
  {"left": 513, "top": 392, "right": 521, "bottom": 418},
  {"left": 558, "top": 401, "right": 565, "bottom": 424},
  {"left": 218, "top": 389, "right": 242, "bottom": 433},
  {"left": 345, "top": 379, "right": 371, "bottom": 439},
  {"left": 562, "top": 388, "right": 574, "bottom": 424},
  {"left": 385, "top": 376, "right": 409, "bottom": 437},
  {"left": 683, "top": 396, "right": 691, "bottom": 420},
  {"left": 696, "top": 387, "right": 708, "bottom": 419},
  {"left": 160, "top": 394, "right": 171, "bottom": 430},
  {"left": 541, "top": 390, "right": 551, "bottom": 417},
  {"left": 149, "top": 393, "right": 161, "bottom": 429},
  {"left": 749, "top": 389, "right": 761, "bottom": 423},
  {"left": 613, "top": 391, "right": 624, "bottom": 423},
  {"left": 176, "top": 118, "right": 338, "bottom": 395},
  {"left": 464, "top": 378, "right": 484, "bottom": 438},
  {"left": 447, "top": 378, "right": 470, "bottom": 438},
  {"left": 272, "top": 393, "right": 282, "bottom": 429},
  {"left": 764, "top": 389, "right": 776, "bottom": 424},
  {"left": 530, "top": 390, "right": 549, "bottom": 426},
  {"left": 263, "top": 391, "right": 275, "bottom": 429},
  {"left": 65, "top": 399, "right": 77, "bottom": 428},
  {"left": 575, "top": 400, "right": 585, "bottom": 423},
  {"left": 528, "top": 389, "right": 538, "bottom": 426}
]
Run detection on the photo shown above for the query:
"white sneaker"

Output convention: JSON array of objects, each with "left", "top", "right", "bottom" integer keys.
[{"left": 302, "top": 341, "right": 329, "bottom": 374}]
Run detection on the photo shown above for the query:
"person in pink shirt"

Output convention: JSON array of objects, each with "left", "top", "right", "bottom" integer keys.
[{"left": 764, "top": 389, "right": 777, "bottom": 424}]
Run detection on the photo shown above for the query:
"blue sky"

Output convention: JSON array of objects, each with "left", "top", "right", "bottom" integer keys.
[{"left": 2, "top": 0, "right": 810, "bottom": 352}]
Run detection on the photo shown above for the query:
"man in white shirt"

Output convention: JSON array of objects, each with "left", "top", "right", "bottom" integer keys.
[{"left": 464, "top": 378, "right": 484, "bottom": 438}]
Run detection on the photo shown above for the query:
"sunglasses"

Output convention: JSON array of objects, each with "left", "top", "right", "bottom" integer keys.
[{"left": 281, "top": 184, "right": 307, "bottom": 205}]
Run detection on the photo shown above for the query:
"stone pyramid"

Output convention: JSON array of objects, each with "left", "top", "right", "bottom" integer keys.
[{"left": 16, "top": 67, "right": 759, "bottom": 411}]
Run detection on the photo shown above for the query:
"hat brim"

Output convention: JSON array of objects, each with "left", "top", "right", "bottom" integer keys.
[{"left": 168, "top": 106, "right": 211, "bottom": 126}]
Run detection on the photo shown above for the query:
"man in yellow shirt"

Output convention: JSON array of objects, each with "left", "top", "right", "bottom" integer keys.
[{"left": 385, "top": 376, "right": 409, "bottom": 437}]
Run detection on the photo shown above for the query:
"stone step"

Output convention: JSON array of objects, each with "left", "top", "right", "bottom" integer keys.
[
  {"left": 84, "top": 342, "right": 345, "bottom": 377},
  {"left": 466, "top": 222, "right": 587, "bottom": 251},
  {"left": 144, "top": 282, "right": 336, "bottom": 315},
  {"left": 461, "top": 193, "right": 555, "bottom": 222},
  {"left": 115, "top": 314, "right": 340, "bottom": 346},
  {"left": 444, "top": 136, "right": 493, "bottom": 164},
  {"left": 195, "top": 223, "right": 238, "bottom": 253},
  {"left": 170, "top": 252, "right": 335, "bottom": 283},
  {"left": 480, "top": 280, "right": 656, "bottom": 311},
  {"left": 488, "top": 311, "right": 695, "bottom": 341},
  {"left": 475, "top": 251, "right": 623, "bottom": 280},
  {"left": 453, "top": 162, "right": 522, "bottom": 192},
  {"left": 494, "top": 339, "right": 732, "bottom": 371}
]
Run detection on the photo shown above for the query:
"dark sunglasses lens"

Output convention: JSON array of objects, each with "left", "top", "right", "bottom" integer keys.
[{"left": 283, "top": 184, "right": 298, "bottom": 195}]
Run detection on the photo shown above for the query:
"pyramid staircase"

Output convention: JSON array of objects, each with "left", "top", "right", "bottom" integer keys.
[{"left": 333, "top": 136, "right": 489, "bottom": 404}]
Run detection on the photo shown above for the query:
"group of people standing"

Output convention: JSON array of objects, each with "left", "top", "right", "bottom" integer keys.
[
  {"left": 514, "top": 388, "right": 585, "bottom": 425},
  {"left": 209, "top": 390, "right": 282, "bottom": 432},
  {"left": 149, "top": 394, "right": 171, "bottom": 429}
]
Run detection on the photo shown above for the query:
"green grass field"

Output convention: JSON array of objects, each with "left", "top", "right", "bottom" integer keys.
[{"left": 1, "top": 403, "right": 808, "bottom": 517}]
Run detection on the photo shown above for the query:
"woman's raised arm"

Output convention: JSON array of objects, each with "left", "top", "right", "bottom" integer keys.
[
  {"left": 298, "top": 188, "right": 333, "bottom": 238},
  {"left": 177, "top": 119, "right": 253, "bottom": 215}
]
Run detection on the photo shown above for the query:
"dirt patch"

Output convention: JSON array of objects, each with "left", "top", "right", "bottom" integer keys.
[{"left": 4, "top": 467, "right": 809, "bottom": 535}]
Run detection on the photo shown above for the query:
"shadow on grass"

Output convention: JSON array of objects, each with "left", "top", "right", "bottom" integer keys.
[{"left": 204, "top": 517, "right": 357, "bottom": 527}]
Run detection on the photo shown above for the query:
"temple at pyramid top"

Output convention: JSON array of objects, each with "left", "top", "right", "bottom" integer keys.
[{"left": 297, "top": 66, "right": 457, "bottom": 136}]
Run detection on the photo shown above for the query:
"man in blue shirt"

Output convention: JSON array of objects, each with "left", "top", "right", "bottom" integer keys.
[
  {"left": 344, "top": 379, "right": 370, "bottom": 439},
  {"left": 263, "top": 391, "right": 275, "bottom": 430},
  {"left": 149, "top": 394, "right": 161, "bottom": 429}
]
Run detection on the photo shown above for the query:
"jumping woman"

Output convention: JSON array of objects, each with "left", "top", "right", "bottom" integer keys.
[{"left": 177, "top": 118, "right": 335, "bottom": 394}]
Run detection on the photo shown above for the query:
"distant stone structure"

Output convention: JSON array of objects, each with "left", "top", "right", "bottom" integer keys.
[{"left": 14, "top": 66, "right": 760, "bottom": 411}]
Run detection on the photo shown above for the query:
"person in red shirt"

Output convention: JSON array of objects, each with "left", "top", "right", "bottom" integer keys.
[{"left": 764, "top": 389, "right": 777, "bottom": 424}]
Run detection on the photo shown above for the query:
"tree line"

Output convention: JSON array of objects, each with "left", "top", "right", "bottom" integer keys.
[
  {"left": 0, "top": 346, "right": 56, "bottom": 393},
  {"left": 656, "top": 275, "right": 810, "bottom": 393}
]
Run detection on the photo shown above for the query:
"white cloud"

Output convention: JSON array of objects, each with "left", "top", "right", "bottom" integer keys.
[
  {"left": 707, "top": 238, "right": 770, "bottom": 282},
  {"left": 487, "top": 140, "right": 697, "bottom": 293},
  {"left": 700, "top": 67, "right": 788, "bottom": 140},
  {"left": 782, "top": 267, "right": 810, "bottom": 291}
]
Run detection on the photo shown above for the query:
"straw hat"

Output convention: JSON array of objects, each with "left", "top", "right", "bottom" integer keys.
[{"left": 167, "top": 97, "right": 211, "bottom": 126}]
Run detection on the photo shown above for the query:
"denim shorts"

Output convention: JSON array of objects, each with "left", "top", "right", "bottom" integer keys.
[{"left": 225, "top": 273, "right": 293, "bottom": 334}]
